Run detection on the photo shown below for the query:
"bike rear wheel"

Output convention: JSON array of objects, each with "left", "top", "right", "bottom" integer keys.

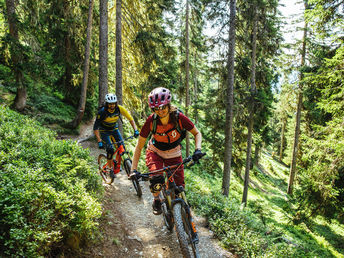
[
  {"left": 173, "top": 202, "right": 200, "bottom": 258},
  {"left": 123, "top": 158, "right": 142, "bottom": 197},
  {"left": 98, "top": 154, "right": 114, "bottom": 185}
]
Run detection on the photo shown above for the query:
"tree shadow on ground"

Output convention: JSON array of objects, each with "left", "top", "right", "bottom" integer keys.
[{"left": 307, "top": 221, "right": 344, "bottom": 255}]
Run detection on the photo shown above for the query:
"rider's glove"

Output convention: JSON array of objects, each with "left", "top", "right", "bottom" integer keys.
[
  {"left": 192, "top": 149, "right": 203, "bottom": 163},
  {"left": 98, "top": 142, "right": 104, "bottom": 149},
  {"left": 134, "top": 130, "right": 140, "bottom": 138},
  {"left": 129, "top": 169, "right": 138, "bottom": 180}
]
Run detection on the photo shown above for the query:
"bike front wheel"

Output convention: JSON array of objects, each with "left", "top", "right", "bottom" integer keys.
[
  {"left": 173, "top": 202, "right": 200, "bottom": 258},
  {"left": 161, "top": 191, "right": 174, "bottom": 231},
  {"left": 98, "top": 154, "right": 114, "bottom": 185},
  {"left": 123, "top": 158, "right": 142, "bottom": 197}
]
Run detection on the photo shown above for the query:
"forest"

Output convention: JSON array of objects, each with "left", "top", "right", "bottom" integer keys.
[{"left": 0, "top": 0, "right": 343, "bottom": 257}]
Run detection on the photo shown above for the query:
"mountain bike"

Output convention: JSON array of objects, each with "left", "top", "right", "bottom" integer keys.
[
  {"left": 132, "top": 153, "right": 206, "bottom": 258},
  {"left": 98, "top": 135, "right": 142, "bottom": 197}
]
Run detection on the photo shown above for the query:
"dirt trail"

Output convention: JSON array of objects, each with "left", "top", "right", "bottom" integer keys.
[{"left": 68, "top": 122, "right": 233, "bottom": 258}]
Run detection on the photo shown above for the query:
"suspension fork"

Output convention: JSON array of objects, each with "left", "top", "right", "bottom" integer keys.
[{"left": 172, "top": 195, "right": 198, "bottom": 243}]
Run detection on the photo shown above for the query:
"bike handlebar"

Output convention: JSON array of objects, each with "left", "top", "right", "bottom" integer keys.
[
  {"left": 132, "top": 152, "right": 206, "bottom": 181},
  {"left": 112, "top": 135, "right": 135, "bottom": 145}
]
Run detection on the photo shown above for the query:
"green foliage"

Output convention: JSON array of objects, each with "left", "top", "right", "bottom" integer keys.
[
  {"left": 0, "top": 106, "right": 103, "bottom": 257},
  {"left": 185, "top": 169, "right": 299, "bottom": 257},
  {"left": 185, "top": 151, "right": 344, "bottom": 257},
  {"left": 26, "top": 94, "right": 75, "bottom": 125}
]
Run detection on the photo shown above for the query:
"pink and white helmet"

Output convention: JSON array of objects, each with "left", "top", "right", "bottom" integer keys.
[{"left": 148, "top": 87, "right": 172, "bottom": 108}]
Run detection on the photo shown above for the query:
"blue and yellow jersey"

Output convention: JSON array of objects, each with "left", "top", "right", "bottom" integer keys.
[{"left": 93, "top": 105, "right": 133, "bottom": 131}]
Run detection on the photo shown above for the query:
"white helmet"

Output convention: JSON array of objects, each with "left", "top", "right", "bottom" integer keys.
[{"left": 105, "top": 93, "right": 117, "bottom": 103}]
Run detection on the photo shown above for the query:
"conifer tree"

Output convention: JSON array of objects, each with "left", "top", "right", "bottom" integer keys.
[
  {"left": 99, "top": 0, "right": 109, "bottom": 106},
  {"left": 71, "top": 0, "right": 94, "bottom": 128},
  {"left": 5, "top": 0, "right": 26, "bottom": 111},
  {"left": 222, "top": 0, "right": 236, "bottom": 196}
]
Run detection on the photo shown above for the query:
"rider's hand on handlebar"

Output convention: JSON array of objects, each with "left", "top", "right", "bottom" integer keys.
[
  {"left": 98, "top": 142, "right": 104, "bottom": 149},
  {"left": 192, "top": 149, "right": 203, "bottom": 163},
  {"left": 134, "top": 130, "right": 140, "bottom": 138},
  {"left": 129, "top": 169, "right": 138, "bottom": 180}
]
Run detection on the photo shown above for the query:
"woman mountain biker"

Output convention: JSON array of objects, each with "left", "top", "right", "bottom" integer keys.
[
  {"left": 93, "top": 93, "right": 139, "bottom": 178},
  {"left": 130, "top": 87, "right": 203, "bottom": 215}
]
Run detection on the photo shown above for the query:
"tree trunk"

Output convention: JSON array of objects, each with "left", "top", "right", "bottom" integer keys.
[
  {"left": 193, "top": 52, "right": 198, "bottom": 125},
  {"left": 242, "top": 6, "right": 258, "bottom": 206},
  {"left": 287, "top": 1, "right": 308, "bottom": 195},
  {"left": 99, "top": 0, "right": 108, "bottom": 107},
  {"left": 185, "top": 0, "right": 190, "bottom": 156},
  {"left": 70, "top": 0, "right": 94, "bottom": 128},
  {"left": 222, "top": 0, "right": 236, "bottom": 197},
  {"left": 6, "top": 0, "right": 26, "bottom": 111},
  {"left": 279, "top": 119, "right": 286, "bottom": 162},
  {"left": 254, "top": 143, "right": 260, "bottom": 166},
  {"left": 63, "top": 1, "right": 73, "bottom": 101},
  {"left": 116, "top": 0, "right": 123, "bottom": 134}
]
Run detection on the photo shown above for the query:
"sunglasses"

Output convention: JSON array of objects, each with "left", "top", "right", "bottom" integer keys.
[{"left": 153, "top": 105, "right": 168, "bottom": 112}]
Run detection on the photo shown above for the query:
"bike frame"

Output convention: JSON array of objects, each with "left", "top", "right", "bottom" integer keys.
[
  {"left": 137, "top": 156, "right": 198, "bottom": 234},
  {"left": 101, "top": 135, "right": 134, "bottom": 173}
]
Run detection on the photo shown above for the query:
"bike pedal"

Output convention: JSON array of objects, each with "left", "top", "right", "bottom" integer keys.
[{"left": 192, "top": 234, "right": 199, "bottom": 244}]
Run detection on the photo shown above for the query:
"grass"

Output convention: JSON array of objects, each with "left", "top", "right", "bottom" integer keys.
[
  {"left": 248, "top": 152, "right": 344, "bottom": 257},
  {"left": 0, "top": 82, "right": 80, "bottom": 134},
  {"left": 185, "top": 150, "right": 344, "bottom": 257}
]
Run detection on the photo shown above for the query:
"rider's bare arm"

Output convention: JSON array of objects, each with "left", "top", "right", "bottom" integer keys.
[
  {"left": 94, "top": 129, "right": 102, "bottom": 143},
  {"left": 131, "top": 135, "right": 147, "bottom": 171},
  {"left": 189, "top": 126, "right": 202, "bottom": 150},
  {"left": 129, "top": 120, "right": 137, "bottom": 131}
]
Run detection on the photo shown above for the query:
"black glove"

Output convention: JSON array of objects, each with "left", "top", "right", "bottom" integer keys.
[
  {"left": 192, "top": 149, "right": 203, "bottom": 163},
  {"left": 98, "top": 142, "right": 104, "bottom": 149},
  {"left": 134, "top": 130, "right": 140, "bottom": 138}
]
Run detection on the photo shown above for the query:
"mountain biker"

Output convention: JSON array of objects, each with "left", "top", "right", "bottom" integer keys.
[
  {"left": 93, "top": 93, "right": 139, "bottom": 178},
  {"left": 130, "top": 87, "right": 203, "bottom": 215}
]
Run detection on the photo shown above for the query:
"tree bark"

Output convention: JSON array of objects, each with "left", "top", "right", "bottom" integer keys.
[
  {"left": 116, "top": 0, "right": 123, "bottom": 134},
  {"left": 185, "top": 0, "right": 190, "bottom": 156},
  {"left": 6, "top": 0, "right": 26, "bottom": 111},
  {"left": 222, "top": 0, "right": 236, "bottom": 197},
  {"left": 70, "top": 0, "right": 94, "bottom": 128},
  {"left": 99, "top": 0, "right": 108, "bottom": 107},
  {"left": 279, "top": 119, "right": 286, "bottom": 162},
  {"left": 63, "top": 1, "right": 73, "bottom": 100},
  {"left": 242, "top": 6, "right": 258, "bottom": 206},
  {"left": 287, "top": 1, "right": 308, "bottom": 195},
  {"left": 254, "top": 143, "right": 260, "bottom": 166},
  {"left": 193, "top": 52, "right": 198, "bottom": 125}
]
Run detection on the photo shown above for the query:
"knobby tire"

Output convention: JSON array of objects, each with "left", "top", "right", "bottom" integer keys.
[
  {"left": 98, "top": 154, "right": 114, "bottom": 185},
  {"left": 173, "top": 203, "right": 200, "bottom": 258},
  {"left": 161, "top": 191, "right": 174, "bottom": 231},
  {"left": 123, "top": 159, "right": 142, "bottom": 197}
]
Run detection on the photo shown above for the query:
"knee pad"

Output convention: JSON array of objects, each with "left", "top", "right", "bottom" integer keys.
[
  {"left": 106, "top": 146, "right": 115, "bottom": 159},
  {"left": 149, "top": 175, "right": 165, "bottom": 193}
]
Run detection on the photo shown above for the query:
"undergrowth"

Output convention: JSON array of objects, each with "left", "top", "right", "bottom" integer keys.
[
  {"left": 0, "top": 106, "right": 103, "bottom": 257},
  {"left": 185, "top": 154, "right": 343, "bottom": 257}
]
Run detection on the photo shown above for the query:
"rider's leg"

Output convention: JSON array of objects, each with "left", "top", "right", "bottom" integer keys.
[
  {"left": 111, "top": 129, "right": 123, "bottom": 173},
  {"left": 100, "top": 131, "right": 115, "bottom": 169},
  {"left": 146, "top": 150, "right": 165, "bottom": 214},
  {"left": 164, "top": 155, "right": 185, "bottom": 187},
  {"left": 113, "top": 127, "right": 125, "bottom": 151}
]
